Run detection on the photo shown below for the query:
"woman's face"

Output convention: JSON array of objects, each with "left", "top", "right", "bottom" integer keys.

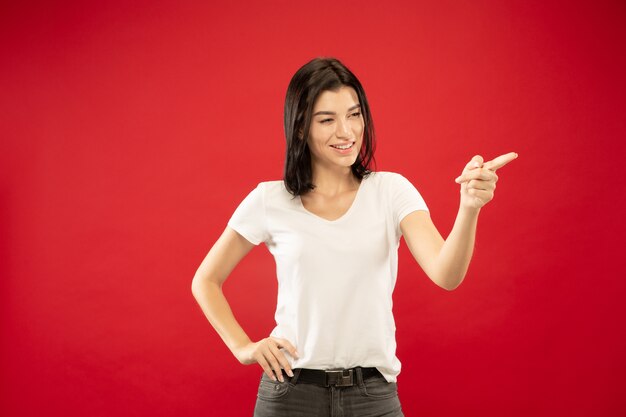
[{"left": 306, "top": 86, "right": 364, "bottom": 172}]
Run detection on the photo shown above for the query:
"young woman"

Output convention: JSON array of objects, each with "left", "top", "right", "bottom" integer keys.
[{"left": 191, "top": 57, "right": 517, "bottom": 416}]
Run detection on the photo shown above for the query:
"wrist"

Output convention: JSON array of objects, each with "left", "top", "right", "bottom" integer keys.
[
  {"left": 231, "top": 337, "right": 252, "bottom": 352},
  {"left": 231, "top": 341, "right": 253, "bottom": 363},
  {"left": 459, "top": 204, "right": 481, "bottom": 217}
]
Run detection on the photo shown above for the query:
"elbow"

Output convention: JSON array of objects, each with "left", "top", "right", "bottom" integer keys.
[
  {"left": 191, "top": 275, "right": 205, "bottom": 299},
  {"left": 191, "top": 276, "right": 199, "bottom": 298},
  {"left": 435, "top": 274, "right": 465, "bottom": 291},
  {"left": 442, "top": 282, "right": 460, "bottom": 291},
  {"left": 191, "top": 274, "right": 220, "bottom": 298}
]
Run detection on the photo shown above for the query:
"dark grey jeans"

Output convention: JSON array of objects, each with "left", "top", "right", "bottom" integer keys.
[{"left": 253, "top": 367, "right": 404, "bottom": 417}]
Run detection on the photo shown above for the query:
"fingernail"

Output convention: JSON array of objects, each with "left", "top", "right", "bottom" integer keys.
[
  {"left": 455, "top": 177, "right": 462, "bottom": 183},
  {"left": 271, "top": 374, "right": 277, "bottom": 381},
  {"left": 294, "top": 351, "right": 300, "bottom": 359},
  {"left": 473, "top": 162, "right": 481, "bottom": 168},
  {"left": 287, "top": 370, "right": 294, "bottom": 377}
]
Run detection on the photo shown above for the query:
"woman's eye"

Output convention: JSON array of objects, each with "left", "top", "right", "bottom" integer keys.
[{"left": 319, "top": 112, "right": 359, "bottom": 124}]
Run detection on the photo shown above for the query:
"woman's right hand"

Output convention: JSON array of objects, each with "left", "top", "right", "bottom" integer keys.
[{"left": 233, "top": 337, "right": 299, "bottom": 382}]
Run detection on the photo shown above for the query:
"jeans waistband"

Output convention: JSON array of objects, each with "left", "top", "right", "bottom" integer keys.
[{"left": 285, "top": 366, "right": 381, "bottom": 387}]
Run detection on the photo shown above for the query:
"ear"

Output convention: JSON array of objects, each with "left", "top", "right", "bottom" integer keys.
[{"left": 298, "top": 128, "right": 304, "bottom": 140}]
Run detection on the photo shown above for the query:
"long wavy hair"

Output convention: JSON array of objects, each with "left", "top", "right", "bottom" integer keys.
[{"left": 283, "top": 57, "right": 376, "bottom": 196}]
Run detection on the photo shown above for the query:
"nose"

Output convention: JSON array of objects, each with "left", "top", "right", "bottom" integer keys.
[{"left": 335, "top": 119, "right": 351, "bottom": 138}]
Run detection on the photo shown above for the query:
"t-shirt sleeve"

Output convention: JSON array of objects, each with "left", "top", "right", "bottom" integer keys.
[
  {"left": 391, "top": 173, "right": 429, "bottom": 234},
  {"left": 227, "top": 183, "right": 269, "bottom": 245}
]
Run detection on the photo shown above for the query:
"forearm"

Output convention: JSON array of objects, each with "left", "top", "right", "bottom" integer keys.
[
  {"left": 433, "top": 206, "right": 480, "bottom": 290},
  {"left": 191, "top": 278, "right": 252, "bottom": 354}
]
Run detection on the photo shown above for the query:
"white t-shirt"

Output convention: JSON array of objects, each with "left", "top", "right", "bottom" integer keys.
[{"left": 227, "top": 171, "right": 429, "bottom": 382}]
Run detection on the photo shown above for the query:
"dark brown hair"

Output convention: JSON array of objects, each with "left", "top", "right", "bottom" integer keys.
[{"left": 283, "top": 57, "right": 376, "bottom": 196}]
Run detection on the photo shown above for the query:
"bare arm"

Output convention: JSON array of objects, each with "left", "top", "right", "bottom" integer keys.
[
  {"left": 191, "top": 226, "right": 256, "bottom": 351},
  {"left": 400, "top": 152, "right": 518, "bottom": 290},
  {"left": 191, "top": 226, "right": 298, "bottom": 382},
  {"left": 400, "top": 208, "right": 478, "bottom": 290}
]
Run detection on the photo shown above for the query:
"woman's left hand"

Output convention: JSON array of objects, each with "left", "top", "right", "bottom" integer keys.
[{"left": 454, "top": 152, "right": 518, "bottom": 210}]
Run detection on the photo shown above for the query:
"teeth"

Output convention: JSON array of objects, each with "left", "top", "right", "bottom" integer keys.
[{"left": 332, "top": 143, "right": 353, "bottom": 150}]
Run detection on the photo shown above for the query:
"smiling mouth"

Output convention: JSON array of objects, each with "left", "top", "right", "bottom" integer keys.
[{"left": 330, "top": 142, "right": 355, "bottom": 150}]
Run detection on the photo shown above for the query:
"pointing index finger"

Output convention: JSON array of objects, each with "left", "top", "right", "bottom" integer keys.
[{"left": 483, "top": 152, "right": 518, "bottom": 172}]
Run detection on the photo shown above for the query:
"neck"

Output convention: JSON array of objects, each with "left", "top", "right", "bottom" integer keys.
[{"left": 310, "top": 164, "right": 360, "bottom": 195}]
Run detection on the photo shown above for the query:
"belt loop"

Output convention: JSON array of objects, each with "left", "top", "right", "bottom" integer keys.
[
  {"left": 290, "top": 368, "right": 302, "bottom": 385},
  {"left": 355, "top": 367, "right": 364, "bottom": 386}
]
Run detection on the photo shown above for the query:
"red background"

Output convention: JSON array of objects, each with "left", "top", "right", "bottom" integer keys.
[{"left": 1, "top": 1, "right": 625, "bottom": 416}]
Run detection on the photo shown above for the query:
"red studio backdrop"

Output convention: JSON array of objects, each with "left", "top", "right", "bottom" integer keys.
[{"left": 1, "top": 1, "right": 625, "bottom": 416}]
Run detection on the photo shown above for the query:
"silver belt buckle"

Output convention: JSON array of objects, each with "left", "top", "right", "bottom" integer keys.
[{"left": 326, "top": 369, "right": 354, "bottom": 387}]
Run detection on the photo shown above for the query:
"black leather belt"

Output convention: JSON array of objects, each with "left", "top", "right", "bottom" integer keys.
[{"left": 292, "top": 367, "right": 381, "bottom": 387}]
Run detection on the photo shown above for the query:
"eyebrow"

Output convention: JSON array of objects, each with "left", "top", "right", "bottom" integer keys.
[{"left": 313, "top": 103, "right": 361, "bottom": 117}]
